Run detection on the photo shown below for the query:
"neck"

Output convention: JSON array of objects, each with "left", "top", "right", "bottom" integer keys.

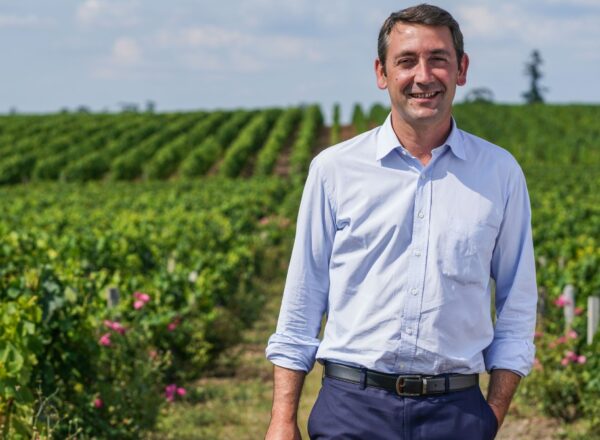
[{"left": 390, "top": 113, "right": 452, "bottom": 166}]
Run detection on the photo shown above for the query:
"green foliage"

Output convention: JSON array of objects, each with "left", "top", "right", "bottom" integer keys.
[
  {"left": 329, "top": 103, "right": 341, "bottom": 145},
  {"left": 351, "top": 103, "right": 368, "bottom": 134},
  {"left": 179, "top": 111, "right": 254, "bottom": 178},
  {"left": 144, "top": 111, "right": 227, "bottom": 180},
  {"left": 368, "top": 103, "right": 388, "bottom": 126},
  {"left": 219, "top": 109, "right": 280, "bottom": 177},
  {"left": 255, "top": 107, "right": 302, "bottom": 176},
  {"left": 289, "top": 105, "right": 323, "bottom": 185},
  {"left": 0, "top": 178, "right": 291, "bottom": 438}
]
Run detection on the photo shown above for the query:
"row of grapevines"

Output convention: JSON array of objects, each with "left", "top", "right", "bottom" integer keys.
[
  {"left": 143, "top": 111, "right": 228, "bottom": 179},
  {"left": 0, "top": 116, "right": 116, "bottom": 184},
  {"left": 61, "top": 114, "right": 173, "bottom": 182},
  {"left": 110, "top": 113, "right": 202, "bottom": 180},
  {"left": 34, "top": 115, "right": 145, "bottom": 180},
  {"left": 289, "top": 105, "right": 323, "bottom": 184},
  {"left": 218, "top": 109, "right": 281, "bottom": 177},
  {"left": 179, "top": 110, "right": 255, "bottom": 177},
  {"left": 0, "top": 178, "right": 291, "bottom": 438},
  {"left": 254, "top": 107, "right": 302, "bottom": 176}
]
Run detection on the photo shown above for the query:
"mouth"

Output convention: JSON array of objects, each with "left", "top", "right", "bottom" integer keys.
[{"left": 408, "top": 91, "right": 441, "bottom": 99}]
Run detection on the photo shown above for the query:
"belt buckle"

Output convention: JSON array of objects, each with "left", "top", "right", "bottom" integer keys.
[{"left": 395, "top": 375, "right": 423, "bottom": 396}]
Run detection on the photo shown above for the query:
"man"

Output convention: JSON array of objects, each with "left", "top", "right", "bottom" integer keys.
[{"left": 265, "top": 4, "right": 537, "bottom": 439}]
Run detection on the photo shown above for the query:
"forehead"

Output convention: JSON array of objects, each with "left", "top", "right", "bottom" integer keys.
[{"left": 387, "top": 23, "right": 454, "bottom": 55}]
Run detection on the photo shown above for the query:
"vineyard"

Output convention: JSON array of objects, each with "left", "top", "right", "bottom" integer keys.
[{"left": 0, "top": 103, "right": 599, "bottom": 438}]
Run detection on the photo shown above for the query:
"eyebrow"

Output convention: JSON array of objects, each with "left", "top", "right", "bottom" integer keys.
[{"left": 393, "top": 49, "right": 452, "bottom": 59}]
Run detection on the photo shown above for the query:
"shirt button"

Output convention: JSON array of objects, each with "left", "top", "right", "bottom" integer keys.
[
  {"left": 411, "top": 288, "right": 418, "bottom": 296},
  {"left": 418, "top": 211, "right": 424, "bottom": 219},
  {"left": 406, "top": 328, "right": 413, "bottom": 335},
  {"left": 413, "top": 249, "right": 421, "bottom": 257},
  {"left": 420, "top": 174, "right": 426, "bottom": 180}
]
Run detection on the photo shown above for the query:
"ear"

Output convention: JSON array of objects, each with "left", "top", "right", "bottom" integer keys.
[
  {"left": 457, "top": 53, "right": 469, "bottom": 86},
  {"left": 375, "top": 58, "right": 388, "bottom": 90}
]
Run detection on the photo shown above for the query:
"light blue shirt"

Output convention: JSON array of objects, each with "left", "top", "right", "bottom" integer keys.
[{"left": 266, "top": 114, "right": 537, "bottom": 377}]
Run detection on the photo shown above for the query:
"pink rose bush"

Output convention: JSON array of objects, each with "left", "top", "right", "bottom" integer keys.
[
  {"left": 517, "top": 290, "right": 598, "bottom": 426},
  {"left": 99, "top": 333, "right": 111, "bottom": 346},
  {"left": 133, "top": 291, "right": 151, "bottom": 310},
  {"left": 164, "top": 384, "right": 186, "bottom": 403}
]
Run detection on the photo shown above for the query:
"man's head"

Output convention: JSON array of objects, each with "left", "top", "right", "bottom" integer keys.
[
  {"left": 377, "top": 4, "right": 464, "bottom": 76},
  {"left": 374, "top": 4, "right": 468, "bottom": 130}
]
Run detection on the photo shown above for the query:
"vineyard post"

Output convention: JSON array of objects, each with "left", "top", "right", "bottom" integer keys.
[
  {"left": 107, "top": 287, "right": 120, "bottom": 308},
  {"left": 563, "top": 284, "right": 575, "bottom": 330},
  {"left": 588, "top": 296, "right": 600, "bottom": 345}
]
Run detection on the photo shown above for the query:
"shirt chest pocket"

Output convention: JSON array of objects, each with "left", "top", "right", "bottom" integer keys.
[{"left": 438, "top": 221, "right": 498, "bottom": 286}]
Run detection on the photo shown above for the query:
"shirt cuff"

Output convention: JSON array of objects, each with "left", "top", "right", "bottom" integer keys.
[
  {"left": 484, "top": 338, "right": 535, "bottom": 377},
  {"left": 265, "top": 332, "right": 320, "bottom": 373}
]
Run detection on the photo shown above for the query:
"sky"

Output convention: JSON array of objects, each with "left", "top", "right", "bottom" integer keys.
[{"left": 2, "top": 0, "right": 600, "bottom": 121}]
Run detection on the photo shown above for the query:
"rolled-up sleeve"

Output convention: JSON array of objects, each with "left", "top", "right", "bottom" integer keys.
[
  {"left": 485, "top": 165, "right": 537, "bottom": 376},
  {"left": 265, "top": 158, "right": 336, "bottom": 372}
]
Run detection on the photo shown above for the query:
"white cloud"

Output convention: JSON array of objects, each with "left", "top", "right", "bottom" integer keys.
[
  {"left": 92, "top": 36, "right": 143, "bottom": 79},
  {"left": 456, "top": 4, "right": 521, "bottom": 39},
  {"left": 111, "top": 37, "right": 142, "bottom": 65},
  {"left": 155, "top": 25, "right": 324, "bottom": 73},
  {"left": 456, "top": 2, "right": 600, "bottom": 50},
  {"left": 76, "top": 0, "right": 140, "bottom": 28},
  {"left": 0, "top": 14, "right": 53, "bottom": 29}
]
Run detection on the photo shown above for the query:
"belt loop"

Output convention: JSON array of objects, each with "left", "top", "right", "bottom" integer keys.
[
  {"left": 321, "top": 361, "right": 326, "bottom": 385},
  {"left": 359, "top": 368, "right": 367, "bottom": 390}
]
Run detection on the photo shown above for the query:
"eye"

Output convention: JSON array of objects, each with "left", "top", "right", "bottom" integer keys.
[
  {"left": 431, "top": 57, "right": 448, "bottom": 65},
  {"left": 395, "top": 58, "right": 415, "bottom": 67}
]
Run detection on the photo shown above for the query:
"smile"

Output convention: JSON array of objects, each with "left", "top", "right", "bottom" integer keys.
[{"left": 408, "top": 92, "right": 440, "bottom": 98}]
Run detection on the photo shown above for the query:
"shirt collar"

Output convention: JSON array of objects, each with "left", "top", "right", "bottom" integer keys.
[{"left": 375, "top": 113, "right": 467, "bottom": 161}]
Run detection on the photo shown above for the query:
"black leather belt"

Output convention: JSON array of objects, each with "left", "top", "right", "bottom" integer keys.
[{"left": 324, "top": 362, "right": 479, "bottom": 397}]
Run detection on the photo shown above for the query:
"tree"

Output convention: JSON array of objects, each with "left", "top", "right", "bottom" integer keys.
[{"left": 522, "top": 50, "right": 547, "bottom": 104}]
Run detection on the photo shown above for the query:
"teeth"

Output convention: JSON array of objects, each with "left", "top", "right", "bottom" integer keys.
[{"left": 411, "top": 92, "right": 437, "bottom": 98}]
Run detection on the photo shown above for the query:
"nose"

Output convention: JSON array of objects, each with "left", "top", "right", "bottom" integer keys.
[{"left": 414, "top": 58, "right": 434, "bottom": 84}]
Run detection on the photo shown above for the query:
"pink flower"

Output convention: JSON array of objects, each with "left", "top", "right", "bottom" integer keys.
[
  {"left": 554, "top": 295, "right": 571, "bottom": 308},
  {"left": 550, "top": 336, "right": 567, "bottom": 348},
  {"left": 99, "top": 333, "right": 111, "bottom": 346},
  {"left": 167, "top": 317, "right": 181, "bottom": 332},
  {"left": 575, "top": 307, "right": 584, "bottom": 316},
  {"left": 567, "top": 330, "right": 578, "bottom": 340},
  {"left": 149, "top": 350, "right": 158, "bottom": 360},
  {"left": 561, "top": 357, "right": 570, "bottom": 366},
  {"left": 259, "top": 216, "right": 271, "bottom": 225},
  {"left": 566, "top": 351, "right": 578, "bottom": 361},
  {"left": 533, "top": 357, "right": 543, "bottom": 371},
  {"left": 134, "top": 291, "right": 150, "bottom": 302},
  {"left": 133, "top": 292, "right": 150, "bottom": 310},
  {"left": 104, "top": 320, "right": 126, "bottom": 335},
  {"left": 134, "top": 300, "right": 145, "bottom": 310},
  {"left": 164, "top": 384, "right": 186, "bottom": 402},
  {"left": 534, "top": 331, "right": 543, "bottom": 339},
  {"left": 577, "top": 355, "right": 587, "bottom": 364},
  {"left": 94, "top": 398, "right": 103, "bottom": 409}
]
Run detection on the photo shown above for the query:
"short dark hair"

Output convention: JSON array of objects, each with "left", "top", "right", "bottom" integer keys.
[{"left": 377, "top": 4, "right": 464, "bottom": 73}]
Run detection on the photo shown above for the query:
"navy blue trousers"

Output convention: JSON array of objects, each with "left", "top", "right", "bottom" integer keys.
[{"left": 308, "top": 376, "right": 498, "bottom": 440}]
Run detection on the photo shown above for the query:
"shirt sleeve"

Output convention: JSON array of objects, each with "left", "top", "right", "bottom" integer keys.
[
  {"left": 265, "top": 158, "right": 336, "bottom": 372},
  {"left": 484, "top": 164, "right": 537, "bottom": 376}
]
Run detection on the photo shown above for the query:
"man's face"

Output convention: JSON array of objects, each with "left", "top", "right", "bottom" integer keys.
[{"left": 375, "top": 23, "right": 468, "bottom": 128}]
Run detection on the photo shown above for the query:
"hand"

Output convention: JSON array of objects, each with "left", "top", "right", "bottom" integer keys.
[
  {"left": 487, "top": 401, "right": 504, "bottom": 428},
  {"left": 265, "top": 419, "right": 302, "bottom": 440}
]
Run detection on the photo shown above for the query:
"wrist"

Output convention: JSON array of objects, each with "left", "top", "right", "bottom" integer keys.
[{"left": 270, "top": 409, "right": 298, "bottom": 424}]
